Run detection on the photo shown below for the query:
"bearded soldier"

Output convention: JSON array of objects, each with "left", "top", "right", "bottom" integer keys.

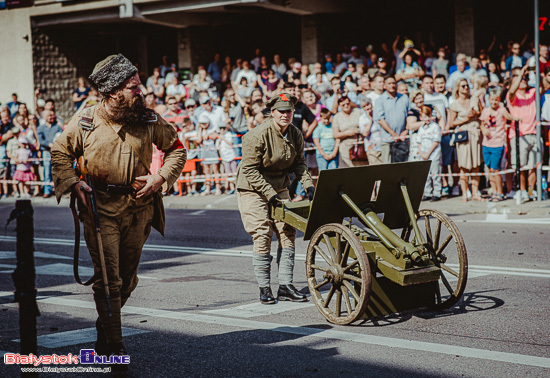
[{"left": 51, "top": 54, "right": 186, "bottom": 370}]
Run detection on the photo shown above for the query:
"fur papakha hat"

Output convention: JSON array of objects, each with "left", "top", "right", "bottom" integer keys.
[{"left": 89, "top": 54, "right": 137, "bottom": 93}]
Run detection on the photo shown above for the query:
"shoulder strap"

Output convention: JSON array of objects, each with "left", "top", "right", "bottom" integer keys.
[
  {"left": 71, "top": 105, "right": 97, "bottom": 286},
  {"left": 78, "top": 105, "right": 96, "bottom": 131},
  {"left": 70, "top": 194, "right": 95, "bottom": 286}
]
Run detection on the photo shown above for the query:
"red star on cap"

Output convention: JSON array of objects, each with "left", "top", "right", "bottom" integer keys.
[{"left": 279, "top": 93, "right": 289, "bottom": 101}]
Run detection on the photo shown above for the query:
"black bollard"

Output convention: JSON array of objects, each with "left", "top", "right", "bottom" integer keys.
[{"left": 11, "top": 200, "right": 40, "bottom": 378}]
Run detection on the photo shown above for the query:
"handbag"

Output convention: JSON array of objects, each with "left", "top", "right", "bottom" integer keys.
[
  {"left": 391, "top": 140, "right": 409, "bottom": 163},
  {"left": 350, "top": 136, "right": 368, "bottom": 161},
  {"left": 449, "top": 130, "right": 469, "bottom": 147}
]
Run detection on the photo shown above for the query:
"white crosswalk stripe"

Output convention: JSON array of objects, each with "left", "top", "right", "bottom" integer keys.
[
  {"left": 11, "top": 327, "right": 149, "bottom": 348},
  {"left": 3, "top": 292, "right": 547, "bottom": 369}
]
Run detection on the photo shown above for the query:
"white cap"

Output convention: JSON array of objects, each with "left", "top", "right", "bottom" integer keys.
[{"left": 198, "top": 114, "right": 210, "bottom": 124}]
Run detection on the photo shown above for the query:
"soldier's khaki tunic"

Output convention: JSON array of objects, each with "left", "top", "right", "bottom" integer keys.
[
  {"left": 51, "top": 104, "right": 186, "bottom": 344},
  {"left": 236, "top": 118, "right": 313, "bottom": 254}
]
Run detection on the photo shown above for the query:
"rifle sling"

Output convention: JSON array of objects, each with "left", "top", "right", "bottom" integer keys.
[
  {"left": 70, "top": 192, "right": 95, "bottom": 286},
  {"left": 71, "top": 106, "right": 96, "bottom": 286}
]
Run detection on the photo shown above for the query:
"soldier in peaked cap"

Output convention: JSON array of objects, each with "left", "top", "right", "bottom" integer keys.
[
  {"left": 236, "top": 92, "right": 315, "bottom": 304},
  {"left": 51, "top": 54, "right": 186, "bottom": 368}
]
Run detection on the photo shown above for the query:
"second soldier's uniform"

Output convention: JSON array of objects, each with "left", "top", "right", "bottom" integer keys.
[{"left": 236, "top": 93, "right": 314, "bottom": 303}]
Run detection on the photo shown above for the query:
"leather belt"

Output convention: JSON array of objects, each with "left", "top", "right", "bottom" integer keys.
[
  {"left": 93, "top": 182, "right": 135, "bottom": 195},
  {"left": 262, "top": 171, "right": 285, "bottom": 177}
]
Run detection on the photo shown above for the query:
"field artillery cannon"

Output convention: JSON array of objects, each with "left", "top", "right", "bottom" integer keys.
[{"left": 271, "top": 161, "right": 468, "bottom": 325}]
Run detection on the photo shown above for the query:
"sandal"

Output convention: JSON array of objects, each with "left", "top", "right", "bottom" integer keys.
[{"left": 472, "top": 194, "right": 485, "bottom": 202}]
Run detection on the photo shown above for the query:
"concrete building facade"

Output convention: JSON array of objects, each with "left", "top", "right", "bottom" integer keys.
[{"left": 0, "top": 0, "right": 543, "bottom": 119}]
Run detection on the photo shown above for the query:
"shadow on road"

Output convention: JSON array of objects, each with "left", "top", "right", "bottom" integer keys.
[
  {"left": 414, "top": 289, "right": 505, "bottom": 320},
  {"left": 352, "top": 289, "right": 505, "bottom": 326}
]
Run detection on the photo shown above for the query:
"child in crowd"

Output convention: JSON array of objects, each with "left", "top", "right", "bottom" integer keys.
[
  {"left": 13, "top": 136, "right": 35, "bottom": 198},
  {"left": 0, "top": 142, "right": 7, "bottom": 198},
  {"left": 178, "top": 118, "right": 199, "bottom": 196},
  {"left": 247, "top": 100, "right": 264, "bottom": 130},
  {"left": 312, "top": 108, "right": 339, "bottom": 171},
  {"left": 417, "top": 106, "right": 442, "bottom": 201},
  {"left": 196, "top": 114, "right": 221, "bottom": 195},
  {"left": 6, "top": 128, "right": 21, "bottom": 197},
  {"left": 359, "top": 98, "right": 382, "bottom": 165},
  {"left": 216, "top": 122, "right": 237, "bottom": 194},
  {"left": 479, "top": 88, "right": 519, "bottom": 202}
]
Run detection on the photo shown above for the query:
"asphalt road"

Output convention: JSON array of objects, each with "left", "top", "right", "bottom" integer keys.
[{"left": 0, "top": 200, "right": 549, "bottom": 377}]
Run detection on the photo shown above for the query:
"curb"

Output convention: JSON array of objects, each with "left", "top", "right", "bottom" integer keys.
[{"left": 2, "top": 194, "right": 550, "bottom": 217}]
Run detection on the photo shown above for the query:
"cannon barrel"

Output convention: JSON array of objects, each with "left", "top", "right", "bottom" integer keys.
[{"left": 339, "top": 191, "right": 422, "bottom": 263}]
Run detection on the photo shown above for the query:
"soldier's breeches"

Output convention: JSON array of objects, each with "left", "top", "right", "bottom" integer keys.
[
  {"left": 237, "top": 189, "right": 295, "bottom": 254},
  {"left": 277, "top": 247, "right": 295, "bottom": 285},
  {"left": 81, "top": 205, "right": 154, "bottom": 344}
]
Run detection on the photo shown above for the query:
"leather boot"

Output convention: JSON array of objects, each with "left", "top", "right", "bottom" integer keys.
[
  {"left": 94, "top": 293, "right": 123, "bottom": 347},
  {"left": 278, "top": 284, "right": 307, "bottom": 302},
  {"left": 94, "top": 317, "right": 108, "bottom": 355},
  {"left": 108, "top": 341, "right": 129, "bottom": 373},
  {"left": 259, "top": 287, "right": 275, "bottom": 305}
]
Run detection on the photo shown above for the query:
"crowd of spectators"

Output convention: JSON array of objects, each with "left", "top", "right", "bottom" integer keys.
[{"left": 1, "top": 35, "right": 549, "bottom": 202}]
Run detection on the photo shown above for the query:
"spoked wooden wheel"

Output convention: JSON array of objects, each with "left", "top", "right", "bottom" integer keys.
[
  {"left": 401, "top": 209, "right": 468, "bottom": 310},
  {"left": 306, "top": 223, "right": 371, "bottom": 325}
]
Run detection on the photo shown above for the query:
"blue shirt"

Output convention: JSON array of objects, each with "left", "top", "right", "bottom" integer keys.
[
  {"left": 312, "top": 122, "right": 336, "bottom": 154},
  {"left": 37, "top": 122, "right": 63, "bottom": 151},
  {"left": 373, "top": 91, "right": 411, "bottom": 143},
  {"left": 446, "top": 67, "right": 473, "bottom": 91},
  {"left": 0, "top": 145, "right": 6, "bottom": 169},
  {"left": 207, "top": 61, "right": 222, "bottom": 83},
  {"left": 542, "top": 88, "right": 550, "bottom": 108},
  {"left": 6, "top": 101, "right": 20, "bottom": 117}
]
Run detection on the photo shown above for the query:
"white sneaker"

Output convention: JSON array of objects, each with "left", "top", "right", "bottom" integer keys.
[
  {"left": 467, "top": 190, "right": 472, "bottom": 200},
  {"left": 507, "top": 190, "right": 516, "bottom": 199},
  {"left": 530, "top": 190, "right": 538, "bottom": 201},
  {"left": 521, "top": 190, "right": 530, "bottom": 203},
  {"left": 452, "top": 186, "right": 460, "bottom": 196}
]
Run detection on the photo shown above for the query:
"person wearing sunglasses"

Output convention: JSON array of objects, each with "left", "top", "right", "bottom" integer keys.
[{"left": 447, "top": 78, "right": 482, "bottom": 202}]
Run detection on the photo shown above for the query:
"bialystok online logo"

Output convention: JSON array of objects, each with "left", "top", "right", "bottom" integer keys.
[
  {"left": 79, "top": 349, "right": 130, "bottom": 365},
  {"left": 4, "top": 349, "right": 130, "bottom": 366}
]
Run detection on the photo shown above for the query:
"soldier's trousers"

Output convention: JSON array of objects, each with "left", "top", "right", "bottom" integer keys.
[
  {"left": 81, "top": 205, "right": 154, "bottom": 346},
  {"left": 237, "top": 189, "right": 296, "bottom": 287}
]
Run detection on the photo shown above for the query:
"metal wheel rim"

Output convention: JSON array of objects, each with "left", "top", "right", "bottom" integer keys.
[
  {"left": 306, "top": 223, "right": 371, "bottom": 325},
  {"left": 402, "top": 209, "right": 468, "bottom": 310}
]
